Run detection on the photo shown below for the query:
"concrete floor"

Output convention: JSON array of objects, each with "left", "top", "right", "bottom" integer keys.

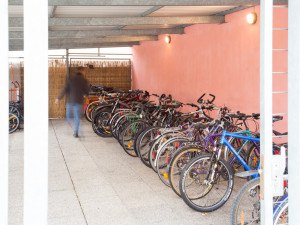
[{"left": 8, "top": 119, "right": 245, "bottom": 225}]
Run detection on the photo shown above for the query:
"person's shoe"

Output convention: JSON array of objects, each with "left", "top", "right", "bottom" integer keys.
[{"left": 73, "top": 133, "right": 79, "bottom": 138}]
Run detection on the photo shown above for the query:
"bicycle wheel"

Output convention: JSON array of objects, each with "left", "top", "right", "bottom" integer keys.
[
  {"left": 226, "top": 138, "right": 251, "bottom": 171},
  {"left": 113, "top": 113, "right": 137, "bottom": 141},
  {"left": 149, "top": 132, "right": 182, "bottom": 172},
  {"left": 273, "top": 195, "right": 288, "bottom": 225},
  {"left": 136, "top": 126, "right": 163, "bottom": 168},
  {"left": 133, "top": 126, "right": 148, "bottom": 156},
  {"left": 179, "top": 154, "right": 234, "bottom": 212},
  {"left": 90, "top": 104, "right": 112, "bottom": 121},
  {"left": 120, "top": 120, "right": 148, "bottom": 157},
  {"left": 246, "top": 143, "right": 260, "bottom": 170},
  {"left": 112, "top": 115, "right": 127, "bottom": 140},
  {"left": 92, "top": 111, "right": 113, "bottom": 137},
  {"left": 9, "top": 113, "right": 20, "bottom": 134},
  {"left": 85, "top": 101, "right": 100, "bottom": 122},
  {"left": 231, "top": 177, "right": 260, "bottom": 225},
  {"left": 9, "top": 105, "right": 21, "bottom": 118},
  {"left": 155, "top": 137, "right": 189, "bottom": 187},
  {"left": 168, "top": 145, "right": 204, "bottom": 197}
]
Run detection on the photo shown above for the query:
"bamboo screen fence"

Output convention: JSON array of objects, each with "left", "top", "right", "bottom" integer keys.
[
  {"left": 70, "top": 59, "right": 131, "bottom": 91},
  {"left": 49, "top": 60, "right": 67, "bottom": 118},
  {"left": 19, "top": 59, "right": 131, "bottom": 118}
]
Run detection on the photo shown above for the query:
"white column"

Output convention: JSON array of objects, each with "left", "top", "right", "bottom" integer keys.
[
  {"left": 0, "top": 0, "right": 9, "bottom": 224},
  {"left": 23, "top": 0, "right": 49, "bottom": 224},
  {"left": 260, "top": 0, "right": 273, "bottom": 224},
  {"left": 288, "top": 0, "right": 300, "bottom": 224}
]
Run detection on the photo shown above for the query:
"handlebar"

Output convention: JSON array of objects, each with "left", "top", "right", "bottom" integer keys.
[
  {"left": 197, "top": 93, "right": 206, "bottom": 104},
  {"left": 228, "top": 111, "right": 259, "bottom": 120},
  {"left": 187, "top": 103, "right": 198, "bottom": 108},
  {"left": 208, "top": 94, "right": 215, "bottom": 104},
  {"left": 160, "top": 94, "right": 166, "bottom": 100}
]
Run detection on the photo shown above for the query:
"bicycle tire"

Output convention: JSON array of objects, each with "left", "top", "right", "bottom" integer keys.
[
  {"left": 120, "top": 120, "right": 148, "bottom": 157},
  {"left": 92, "top": 110, "right": 113, "bottom": 137},
  {"left": 9, "top": 113, "right": 20, "bottom": 134},
  {"left": 135, "top": 126, "right": 163, "bottom": 168},
  {"left": 148, "top": 132, "right": 182, "bottom": 172},
  {"left": 273, "top": 194, "right": 288, "bottom": 225},
  {"left": 155, "top": 137, "right": 189, "bottom": 187},
  {"left": 246, "top": 143, "right": 260, "bottom": 170},
  {"left": 90, "top": 104, "right": 112, "bottom": 121},
  {"left": 9, "top": 105, "right": 21, "bottom": 118},
  {"left": 168, "top": 145, "right": 204, "bottom": 197},
  {"left": 179, "top": 154, "right": 234, "bottom": 212},
  {"left": 85, "top": 101, "right": 100, "bottom": 122},
  {"left": 230, "top": 177, "right": 260, "bottom": 225}
]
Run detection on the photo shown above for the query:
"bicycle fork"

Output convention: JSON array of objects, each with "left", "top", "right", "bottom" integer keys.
[{"left": 204, "top": 145, "right": 222, "bottom": 185}]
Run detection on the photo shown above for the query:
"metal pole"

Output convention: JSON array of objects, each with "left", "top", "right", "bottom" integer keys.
[
  {"left": 260, "top": 0, "right": 273, "bottom": 224},
  {"left": 0, "top": 0, "right": 9, "bottom": 224},
  {"left": 288, "top": 0, "right": 300, "bottom": 224},
  {"left": 23, "top": 0, "right": 48, "bottom": 224},
  {"left": 66, "top": 49, "right": 70, "bottom": 79}
]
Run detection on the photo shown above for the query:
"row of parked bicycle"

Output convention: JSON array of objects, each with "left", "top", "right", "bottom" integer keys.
[{"left": 88, "top": 86, "right": 288, "bottom": 224}]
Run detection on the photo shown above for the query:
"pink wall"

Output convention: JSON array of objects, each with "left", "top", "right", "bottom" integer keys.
[{"left": 132, "top": 7, "right": 288, "bottom": 132}]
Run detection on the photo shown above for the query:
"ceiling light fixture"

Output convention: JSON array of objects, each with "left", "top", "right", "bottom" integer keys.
[{"left": 247, "top": 12, "right": 257, "bottom": 24}]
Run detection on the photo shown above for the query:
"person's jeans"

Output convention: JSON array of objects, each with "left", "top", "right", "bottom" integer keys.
[{"left": 66, "top": 103, "right": 81, "bottom": 134}]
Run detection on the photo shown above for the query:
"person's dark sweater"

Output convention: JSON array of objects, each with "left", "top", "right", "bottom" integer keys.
[{"left": 58, "top": 72, "right": 89, "bottom": 104}]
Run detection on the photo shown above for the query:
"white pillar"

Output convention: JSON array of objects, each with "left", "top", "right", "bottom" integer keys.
[
  {"left": 288, "top": 0, "right": 300, "bottom": 224},
  {"left": 0, "top": 0, "right": 9, "bottom": 224},
  {"left": 23, "top": 0, "right": 49, "bottom": 224},
  {"left": 260, "top": 0, "right": 273, "bottom": 224}
]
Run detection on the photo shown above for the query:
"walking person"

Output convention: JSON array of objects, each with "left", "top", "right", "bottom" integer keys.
[{"left": 55, "top": 66, "right": 89, "bottom": 137}]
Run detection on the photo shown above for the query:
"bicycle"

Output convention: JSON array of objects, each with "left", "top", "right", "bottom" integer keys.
[
  {"left": 231, "top": 144, "right": 288, "bottom": 225},
  {"left": 178, "top": 130, "right": 260, "bottom": 212}
]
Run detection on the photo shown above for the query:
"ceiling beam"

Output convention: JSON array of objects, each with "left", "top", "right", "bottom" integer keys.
[
  {"left": 8, "top": 0, "right": 288, "bottom": 6},
  {"left": 214, "top": 5, "right": 251, "bottom": 16},
  {"left": 9, "top": 28, "right": 184, "bottom": 39},
  {"left": 9, "top": 41, "right": 140, "bottom": 51},
  {"left": 10, "top": 16, "right": 225, "bottom": 27},
  {"left": 50, "top": 36, "right": 158, "bottom": 43},
  {"left": 9, "top": 36, "right": 158, "bottom": 44}
]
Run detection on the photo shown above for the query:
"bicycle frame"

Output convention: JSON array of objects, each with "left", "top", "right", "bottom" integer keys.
[
  {"left": 221, "top": 129, "right": 259, "bottom": 165},
  {"left": 220, "top": 130, "right": 260, "bottom": 178}
]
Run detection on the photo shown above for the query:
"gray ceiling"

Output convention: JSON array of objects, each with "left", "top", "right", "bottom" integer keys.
[{"left": 8, "top": 0, "right": 288, "bottom": 51}]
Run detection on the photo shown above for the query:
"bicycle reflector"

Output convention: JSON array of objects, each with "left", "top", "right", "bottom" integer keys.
[
  {"left": 166, "top": 155, "right": 170, "bottom": 164},
  {"left": 163, "top": 172, "right": 169, "bottom": 179},
  {"left": 240, "top": 210, "right": 244, "bottom": 225},
  {"left": 152, "top": 152, "right": 156, "bottom": 159}
]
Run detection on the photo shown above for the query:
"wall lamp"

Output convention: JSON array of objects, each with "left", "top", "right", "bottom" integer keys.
[
  {"left": 165, "top": 35, "right": 171, "bottom": 44},
  {"left": 247, "top": 12, "right": 257, "bottom": 24}
]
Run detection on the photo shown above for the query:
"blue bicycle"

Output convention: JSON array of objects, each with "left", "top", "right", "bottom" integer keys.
[{"left": 178, "top": 130, "right": 260, "bottom": 212}]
